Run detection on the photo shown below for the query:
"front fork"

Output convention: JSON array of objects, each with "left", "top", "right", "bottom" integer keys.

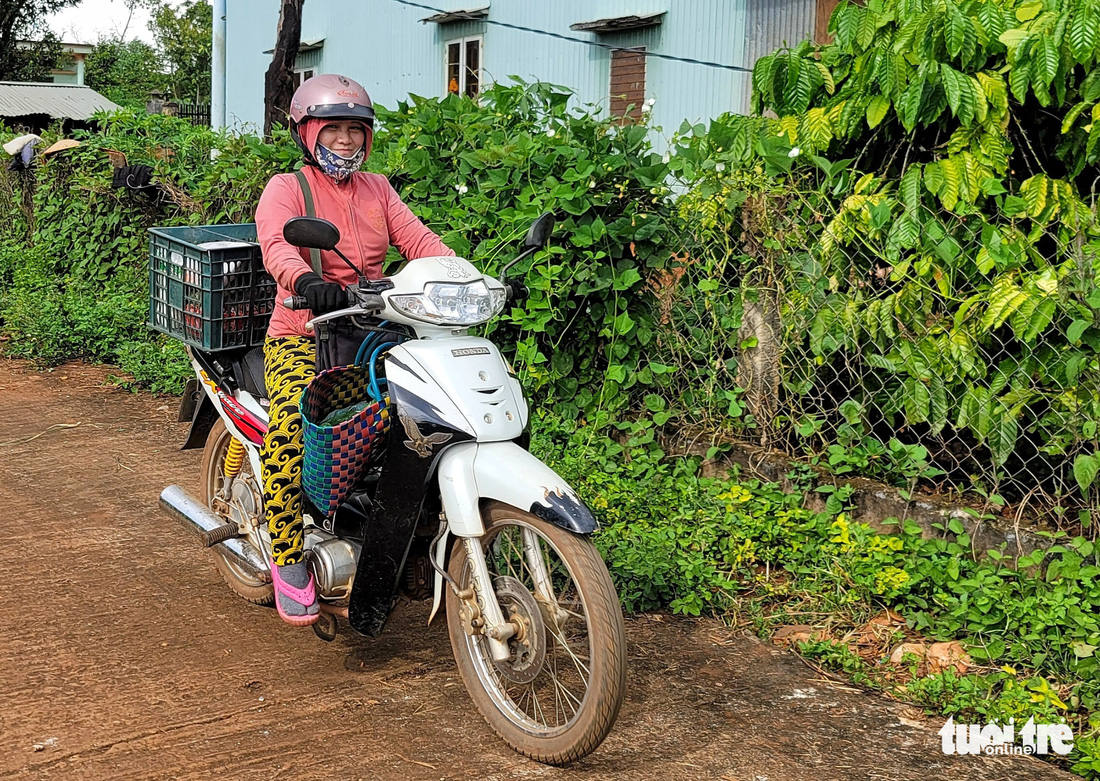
[
  {"left": 461, "top": 538, "right": 515, "bottom": 662},
  {"left": 434, "top": 525, "right": 560, "bottom": 664}
]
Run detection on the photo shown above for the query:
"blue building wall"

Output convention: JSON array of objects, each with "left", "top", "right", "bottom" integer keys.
[{"left": 224, "top": 0, "right": 815, "bottom": 141}]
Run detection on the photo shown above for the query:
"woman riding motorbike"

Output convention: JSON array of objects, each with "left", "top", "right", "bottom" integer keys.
[{"left": 255, "top": 73, "right": 454, "bottom": 626}]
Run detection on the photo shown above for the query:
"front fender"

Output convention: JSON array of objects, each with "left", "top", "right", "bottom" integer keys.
[
  {"left": 437, "top": 441, "right": 598, "bottom": 536},
  {"left": 428, "top": 441, "right": 598, "bottom": 626}
]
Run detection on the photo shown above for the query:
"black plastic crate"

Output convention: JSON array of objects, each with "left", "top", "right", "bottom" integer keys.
[{"left": 148, "top": 224, "right": 276, "bottom": 351}]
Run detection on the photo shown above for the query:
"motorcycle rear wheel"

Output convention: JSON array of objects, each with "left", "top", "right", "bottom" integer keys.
[
  {"left": 199, "top": 419, "right": 274, "bottom": 605},
  {"left": 446, "top": 501, "right": 626, "bottom": 765}
]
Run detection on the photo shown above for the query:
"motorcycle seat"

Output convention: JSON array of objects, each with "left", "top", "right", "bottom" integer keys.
[{"left": 233, "top": 346, "right": 268, "bottom": 400}]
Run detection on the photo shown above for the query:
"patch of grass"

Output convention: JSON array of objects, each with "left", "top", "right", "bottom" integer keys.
[
  {"left": 530, "top": 412, "right": 1100, "bottom": 775},
  {"left": 0, "top": 249, "right": 189, "bottom": 394}
]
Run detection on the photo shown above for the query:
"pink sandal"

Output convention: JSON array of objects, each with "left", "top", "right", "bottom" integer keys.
[{"left": 271, "top": 562, "right": 320, "bottom": 627}]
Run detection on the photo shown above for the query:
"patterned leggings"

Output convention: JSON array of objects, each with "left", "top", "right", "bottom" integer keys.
[{"left": 261, "top": 336, "right": 316, "bottom": 566}]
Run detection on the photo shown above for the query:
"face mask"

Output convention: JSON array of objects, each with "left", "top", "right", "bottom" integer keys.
[{"left": 314, "top": 141, "right": 365, "bottom": 181}]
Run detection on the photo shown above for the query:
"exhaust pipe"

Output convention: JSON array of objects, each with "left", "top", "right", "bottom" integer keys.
[{"left": 159, "top": 484, "right": 271, "bottom": 582}]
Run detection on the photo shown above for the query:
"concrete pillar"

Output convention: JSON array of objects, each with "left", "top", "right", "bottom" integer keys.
[
  {"left": 146, "top": 90, "right": 165, "bottom": 115},
  {"left": 212, "top": 0, "right": 227, "bottom": 130}
]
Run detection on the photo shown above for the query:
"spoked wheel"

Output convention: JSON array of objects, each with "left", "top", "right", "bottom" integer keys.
[
  {"left": 199, "top": 419, "right": 273, "bottom": 605},
  {"left": 446, "top": 501, "right": 626, "bottom": 765}
]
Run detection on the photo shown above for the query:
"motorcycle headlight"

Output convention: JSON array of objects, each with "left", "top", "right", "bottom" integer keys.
[{"left": 389, "top": 280, "right": 506, "bottom": 326}]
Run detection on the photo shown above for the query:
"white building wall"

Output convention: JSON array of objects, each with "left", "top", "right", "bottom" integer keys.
[{"left": 224, "top": 0, "right": 810, "bottom": 139}]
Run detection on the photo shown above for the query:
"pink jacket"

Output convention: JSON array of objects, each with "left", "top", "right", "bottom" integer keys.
[{"left": 256, "top": 164, "right": 454, "bottom": 338}]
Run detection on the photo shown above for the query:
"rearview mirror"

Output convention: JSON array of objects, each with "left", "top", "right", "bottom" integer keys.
[
  {"left": 283, "top": 217, "right": 340, "bottom": 251},
  {"left": 523, "top": 212, "right": 555, "bottom": 250}
]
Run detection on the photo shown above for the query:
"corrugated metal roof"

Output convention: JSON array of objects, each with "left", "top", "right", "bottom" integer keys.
[
  {"left": 421, "top": 6, "right": 490, "bottom": 24},
  {"left": 0, "top": 81, "right": 119, "bottom": 120},
  {"left": 570, "top": 12, "right": 666, "bottom": 32},
  {"left": 262, "top": 37, "right": 324, "bottom": 55}
]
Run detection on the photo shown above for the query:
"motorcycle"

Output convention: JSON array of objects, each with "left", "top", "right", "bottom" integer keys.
[{"left": 158, "top": 212, "right": 627, "bottom": 764}]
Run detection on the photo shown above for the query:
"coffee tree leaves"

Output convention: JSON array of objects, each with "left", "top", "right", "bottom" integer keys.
[
  {"left": 989, "top": 411, "right": 1020, "bottom": 466},
  {"left": 866, "top": 95, "right": 891, "bottom": 128},
  {"left": 1069, "top": 7, "right": 1100, "bottom": 61},
  {"left": 1069, "top": 318, "right": 1094, "bottom": 343},
  {"left": 1076, "top": 453, "right": 1100, "bottom": 494}
]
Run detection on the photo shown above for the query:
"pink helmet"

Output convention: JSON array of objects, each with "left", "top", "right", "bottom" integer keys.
[{"left": 289, "top": 74, "right": 375, "bottom": 161}]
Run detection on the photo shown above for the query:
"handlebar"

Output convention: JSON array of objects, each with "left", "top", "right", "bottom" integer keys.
[
  {"left": 283, "top": 275, "right": 523, "bottom": 328},
  {"left": 289, "top": 294, "right": 386, "bottom": 332},
  {"left": 503, "top": 277, "right": 528, "bottom": 304},
  {"left": 282, "top": 292, "right": 384, "bottom": 312}
]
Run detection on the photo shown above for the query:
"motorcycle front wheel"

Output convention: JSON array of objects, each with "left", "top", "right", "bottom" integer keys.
[{"left": 446, "top": 501, "right": 626, "bottom": 765}]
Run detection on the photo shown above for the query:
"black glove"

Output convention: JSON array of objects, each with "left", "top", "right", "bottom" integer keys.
[{"left": 294, "top": 272, "right": 346, "bottom": 314}]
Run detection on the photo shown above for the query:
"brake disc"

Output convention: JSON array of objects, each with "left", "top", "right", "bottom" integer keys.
[{"left": 491, "top": 575, "right": 548, "bottom": 685}]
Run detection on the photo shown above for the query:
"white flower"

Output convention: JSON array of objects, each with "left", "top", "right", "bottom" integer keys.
[
  {"left": 662, "top": 153, "right": 670, "bottom": 163},
  {"left": 546, "top": 128, "right": 556, "bottom": 137},
  {"left": 715, "top": 162, "right": 726, "bottom": 172},
  {"left": 589, "top": 179, "right": 596, "bottom": 188},
  {"left": 641, "top": 103, "right": 652, "bottom": 114},
  {"left": 788, "top": 147, "right": 802, "bottom": 158},
  {"left": 646, "top": 98, "right": 655, "bottom": 106},
  {"left": 455, "top": 183, "right": 468, "bottom": 194}
]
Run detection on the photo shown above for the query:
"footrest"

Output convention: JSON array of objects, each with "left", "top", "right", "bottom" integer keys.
[{"left": 200, "top": 522, "right": 240, "bottom": 547}]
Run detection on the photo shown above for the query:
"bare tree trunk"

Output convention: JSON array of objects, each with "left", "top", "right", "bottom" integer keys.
[
  {"left": 264, "top": 0, "right": 304, "bottom": 139},
  {"left": 120, "top": 2, "right": 133, "bottom": 39},
  {"left": 737, "top": 291, "right": 782, "bottom": 448}
]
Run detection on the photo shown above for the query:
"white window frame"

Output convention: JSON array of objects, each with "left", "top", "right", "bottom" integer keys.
[
  {"left": 294, "top": 68, "right": 315, "bottom": 87},
  {"left": 445, "top": 35, "right": 483, "bottom": 97}
]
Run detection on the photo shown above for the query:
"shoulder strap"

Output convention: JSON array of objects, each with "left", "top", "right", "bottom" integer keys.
[{"left": 293, "top": 168, "right": 323, "bottom": 277}]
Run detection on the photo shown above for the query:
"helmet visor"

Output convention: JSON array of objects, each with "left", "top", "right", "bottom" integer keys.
[{"left": 306, "top": 102, "right": 376, "bottom": 127}]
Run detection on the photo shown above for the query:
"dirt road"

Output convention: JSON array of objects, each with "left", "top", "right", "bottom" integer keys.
[{"left": 0, "top": 359, "right": 1079, "bottom": 781}]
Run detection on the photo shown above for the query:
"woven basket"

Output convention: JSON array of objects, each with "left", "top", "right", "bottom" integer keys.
[{"left": 300, "top": 365, "right": 390, "bottom": 514}]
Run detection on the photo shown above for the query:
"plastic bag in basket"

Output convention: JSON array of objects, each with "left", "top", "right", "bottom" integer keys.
[{"left": 300, "top": 365, "right": 390, "bottom": 514}]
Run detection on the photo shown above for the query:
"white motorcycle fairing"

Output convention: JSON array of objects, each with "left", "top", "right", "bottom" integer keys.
[
  {"left": 185, "top": 351, "right": 268, "bottom": 478},
  {"left": 437, "top": 442, "right": 597, "bottom": 537},
  {"left": 377, "top": 336, "right": 598, "bottom": 629},
  {"left": 382, "top": 336, "right": 528, "bottom": 439},
  {"left": 379, "top": 335, "right": 594, "bottom": 534}
]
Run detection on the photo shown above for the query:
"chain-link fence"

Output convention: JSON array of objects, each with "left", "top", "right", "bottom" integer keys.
[{"left": 658, "top": 187, "right": 1100, "bottom": 524}]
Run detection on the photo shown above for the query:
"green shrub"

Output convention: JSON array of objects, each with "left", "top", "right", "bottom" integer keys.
[
  {"left": 1, "top": 71, "right": 1098, "bottom": 775},
  {"left": 529, "top": 408, "right": 1100, "bottom": 775},
  {"left": 112, "top": 337, "right": 190, "bottom": 394},
  {"left": 0, "top": 247, "right": 187, "bottom": 393},
  {"left": 2, "top": 84, "right": 679, "bottom": 413},
  {"left": 370, "top": 81, "right": 677, "bottom": 422}
]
